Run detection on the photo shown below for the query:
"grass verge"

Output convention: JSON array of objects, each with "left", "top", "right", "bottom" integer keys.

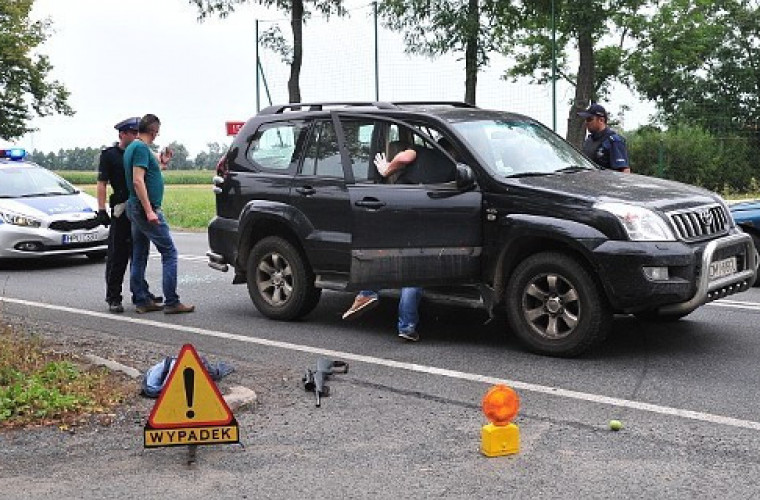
[
  {"left": 58, "top": 169, "right": 215, "bottom": 185},
  {"left": 79, "top": 184, "right": 215, "bottom": 231},
  {"left": 0, "top": 322, "right": 135, "bottom": 429}
]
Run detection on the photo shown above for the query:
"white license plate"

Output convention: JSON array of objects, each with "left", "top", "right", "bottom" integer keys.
[
  {"left": 709, "top": 256, "right": 738, "bottom": 280},
  {"left": 62, "top": 232, "right": 99, "bottom": 244}
]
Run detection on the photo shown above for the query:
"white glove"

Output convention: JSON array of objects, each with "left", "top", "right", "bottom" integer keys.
[{"left": 374, "top": 152, "right": 391, "bottom": 177}]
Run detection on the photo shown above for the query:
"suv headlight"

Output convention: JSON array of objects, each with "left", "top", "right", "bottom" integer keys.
[
  {"left": 595, "top": 202, "right": 675, "bottom": 241},
  {"left": 0, "top": 210, "right": 42, "bottom": 228}
]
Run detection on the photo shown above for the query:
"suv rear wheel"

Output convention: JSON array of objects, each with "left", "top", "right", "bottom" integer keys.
[
  {"left": 505, "top": 252, "right": 611, "bottom": 357},
  {"left": 247, "top": 236, "right": 321, "bottom": 320}
]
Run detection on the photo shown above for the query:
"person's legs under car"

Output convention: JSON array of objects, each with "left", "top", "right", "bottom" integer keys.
[{"left": 397, "top": 287, "right": 422, "bottom": 341}]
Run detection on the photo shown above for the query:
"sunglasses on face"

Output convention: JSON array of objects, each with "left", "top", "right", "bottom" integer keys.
[{"left": 585, "top": 117, "right": 596, "bottom": 122}]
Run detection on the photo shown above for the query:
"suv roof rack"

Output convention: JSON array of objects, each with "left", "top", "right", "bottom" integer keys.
[
  {"left": 259, "top": 102, "right": 399, "bottom": 115},
  {"left": 258, "top": 101, "right": 479, "bottom": 115},
  {"left": 391, "top": 101, "right": 478, "bottom": 109}
]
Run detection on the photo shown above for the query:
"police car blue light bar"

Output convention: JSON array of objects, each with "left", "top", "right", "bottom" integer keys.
[{"left": 0, "top": 148, "right": 26, "bottom": 160}]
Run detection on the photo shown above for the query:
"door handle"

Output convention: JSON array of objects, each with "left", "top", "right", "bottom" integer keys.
[
  {"left": 295, "top": 186, "right": 316, "bottom": 196},
  {"left": 354, "top": 199, "right": 386, "bottom": 209}
]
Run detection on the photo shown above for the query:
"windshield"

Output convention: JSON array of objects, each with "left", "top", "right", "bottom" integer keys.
[
  {"left": 0, "top": 166, "right": 78, "bottom": 198},
  {"left": 452, "top": 119, "right": 597, "bottom": 177}
]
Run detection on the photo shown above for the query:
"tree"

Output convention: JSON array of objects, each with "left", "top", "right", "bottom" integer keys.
[
  {"left": 189, "top": 0, "right": 346, "bottom": 103},
  {"left": 495, "top": 0, "right": 651, "bottom": 147},
  {"left": 378, "top": 0, "right": 509, "bottom": 105},
  {"left": 195, "top": 142, "right": 227, "bottom": 169},
  {"left": 165, "top": 141, "right": 191, "bottom": 169},
  {"left": 625, "top": 0, "right": 760, "bottom": 135},
  {"left": 0, "top": 0, "right": 73, "bottom": 141}
]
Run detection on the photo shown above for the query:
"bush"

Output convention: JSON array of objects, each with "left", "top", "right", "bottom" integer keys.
[{"left": 628, "top": 125, "right": 758, "bottom": 193}]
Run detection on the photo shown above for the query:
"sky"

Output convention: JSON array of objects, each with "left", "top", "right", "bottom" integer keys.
[{"left": 10, "top": 0, "right": 655, "bottom": 157}]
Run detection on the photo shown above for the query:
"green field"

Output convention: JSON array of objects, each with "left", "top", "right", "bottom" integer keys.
[
  {"left": 80, "top": 185, "right": 214, "bottom": 230},
  {"left": 59, "top": 169, "right": 215, "bottom": 185}
]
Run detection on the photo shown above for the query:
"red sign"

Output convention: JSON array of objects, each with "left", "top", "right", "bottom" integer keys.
[{"left": 225, "top": 121, "right": 245, "bottom": 136}]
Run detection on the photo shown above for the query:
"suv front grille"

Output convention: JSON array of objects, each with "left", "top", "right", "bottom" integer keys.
[
  {"left": 667, "top": 204, "right": 729, "bottom": 241},
  {"left": 49, "top": 218, "right": 100, "bottom": 232}
]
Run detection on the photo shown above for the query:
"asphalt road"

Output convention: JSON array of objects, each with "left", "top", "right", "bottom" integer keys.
[{"left": 1, "top": 231, "right": 760, "bottom": 499}]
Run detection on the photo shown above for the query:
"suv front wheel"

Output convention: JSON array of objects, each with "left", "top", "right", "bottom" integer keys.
[
  {"left": 247, "top": 236, "right": 321, "bottom": 320},
  {"left": 505, "top": 252, "right": 611, "bottom": 357}
]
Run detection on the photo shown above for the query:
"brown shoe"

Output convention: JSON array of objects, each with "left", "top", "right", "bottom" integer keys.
[
  {"left": 135, "top": 301, "right": 164, "bottom": 314},
  {"left": 342, "top": 293, "right": 379, "bottom": 320},
  {"left": 164, "top": 303, "right": 195, "bottom": 314}
]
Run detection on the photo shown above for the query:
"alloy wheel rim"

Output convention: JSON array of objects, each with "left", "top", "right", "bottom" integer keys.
[
  {"left": 521, "top": 273, "right": 580, "bottom": 340},
  {"left": 256, "top": 251, "right": 293, "bottom": 306}
]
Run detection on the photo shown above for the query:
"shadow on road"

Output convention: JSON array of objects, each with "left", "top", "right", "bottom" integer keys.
[{"left": 0, "top": 255, "right": 100, "bottom": 271}]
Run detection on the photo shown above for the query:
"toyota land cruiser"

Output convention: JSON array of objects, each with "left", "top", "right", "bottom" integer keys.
[{"left": 207, "top": 102, "right": 756, "bottom": 357}]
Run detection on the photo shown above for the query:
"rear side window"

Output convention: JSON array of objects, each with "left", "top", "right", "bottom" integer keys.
[
  {"left": 341, "top": 121, "right": 374, "bottom": 182},
  {"left": 246, "top": 121, "right": 307, "bottom": 172},
  {"left": 301, "top": 121, "right": 344, "bottom": 178}
]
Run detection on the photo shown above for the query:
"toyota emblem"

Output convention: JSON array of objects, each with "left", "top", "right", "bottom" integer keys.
[{"left": 698, "top": 209, "right": 713, "bottom": 227}]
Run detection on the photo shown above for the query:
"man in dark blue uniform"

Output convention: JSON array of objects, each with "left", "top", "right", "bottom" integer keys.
[
  {"left": 578, "top": 103, "right": 630, "bottom": 173},
  {"left": 96, "top": 117, "right": 160, "bottom": 313}
]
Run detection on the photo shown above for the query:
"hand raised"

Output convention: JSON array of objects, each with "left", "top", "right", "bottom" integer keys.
[{"left": 374, "top": 152, "right": 390, "bottom": 176}]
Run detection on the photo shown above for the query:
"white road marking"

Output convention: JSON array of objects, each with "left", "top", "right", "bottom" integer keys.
[
  {"left": 2, "top": 296, "right": 760, "bottom": 431},
  {"left": 149, "top": 252, "right": 208, "bottom": 262},
  {"left": 709, "top": 299, "right": 760, "bottom": 312}
]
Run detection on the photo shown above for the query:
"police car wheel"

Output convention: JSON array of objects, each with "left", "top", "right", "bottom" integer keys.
[
  {"left": 246, "top": 236, "right": 319, "bottom": 320},
  {"left": 751, "top": 233, "right": 760, "bottom": 287},
  {"left": 505, "top": 252, "right": 612, "bottom": 357}
]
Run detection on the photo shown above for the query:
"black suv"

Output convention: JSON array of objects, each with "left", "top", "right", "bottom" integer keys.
[{"left": 207, "top": 102, "right": 756, "bottom": 356}]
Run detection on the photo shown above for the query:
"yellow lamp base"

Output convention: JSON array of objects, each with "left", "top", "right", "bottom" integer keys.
[{"left": 481, "top": 422, "right": 519, "bottom": 457}]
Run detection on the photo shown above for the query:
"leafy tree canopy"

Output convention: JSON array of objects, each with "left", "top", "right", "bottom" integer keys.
[
  {"left": 626, "top": 0, "right": 760, "bottom": 133},
  {"left": 494, "top": 0, "right": 651, "bottom": 145},
  {"left": 0, "top": 0, "right": 73, "bottom": 141}
]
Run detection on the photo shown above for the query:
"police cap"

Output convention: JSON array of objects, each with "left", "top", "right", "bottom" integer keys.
[
  {"left": 577, "top": 103, "right": 608, "bottom": 120},
  {"left": 114, "top": 117, "right": 140, "bottom": 132}
]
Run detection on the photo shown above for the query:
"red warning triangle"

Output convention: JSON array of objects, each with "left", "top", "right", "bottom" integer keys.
[{"left": 148, "top": 344, "right": 233, "bottom": 428}]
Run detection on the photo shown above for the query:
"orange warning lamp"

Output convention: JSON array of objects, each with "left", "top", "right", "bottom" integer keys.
[
  {"left": 480, "top": 384, "right": 520, "bottom": 457},
  {"left": 482, "top": 384, "right": 519, "bottom": 425}
]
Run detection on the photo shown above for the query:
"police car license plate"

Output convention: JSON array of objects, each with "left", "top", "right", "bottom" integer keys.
[
  {"left": 709, "top": 256, "right": 738, "bottom": 281},
  {"left": 63, "top": 232, "right": 99, "bottom": 244}
]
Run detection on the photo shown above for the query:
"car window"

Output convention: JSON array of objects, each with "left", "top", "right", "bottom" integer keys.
[
  {"left": 246, "top": 121, "right": 307, "bottom": 172},
  {"left": 452, "top": 119, "right": 596, "bottom": 177},
  {"left": 341, "top": 120, "right": 375, "bottom": 182},
  {"left": 301, "top": 120, "right": 344, "bottom": 178},
  {"left": 339, "top": 118, "right": 457, "bottom": 185},
  {"left": 0, "top": 166, "right": 77, "bottom": 198}
]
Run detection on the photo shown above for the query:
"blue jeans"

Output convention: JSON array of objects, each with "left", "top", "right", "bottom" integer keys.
[
  {"left": 358, "top": 287, "right": 423, "bottom": 334},
  {"left": 126, "top": 199, "right": 180, "bottom": 307}
]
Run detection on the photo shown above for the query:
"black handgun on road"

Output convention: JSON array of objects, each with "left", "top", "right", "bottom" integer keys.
[{"left": 302, "top": 358, "right": 349, "bottom": 407}]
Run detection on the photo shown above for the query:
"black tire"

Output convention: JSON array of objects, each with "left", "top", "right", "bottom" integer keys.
[
  {"left": 85, "top": 250, "right": 107, "bottom": 261},
  {"left": 505, "top": 252, "right": 611, "bottom": 357},
  {"left": 247, "top": 236, "right": 320, "bottom": 320},
  {"left": 634, "top": 310, "right": 691, "bottom": 322},
  {"left": 751, "top": 233, "right": 760, "bottom": 287}
]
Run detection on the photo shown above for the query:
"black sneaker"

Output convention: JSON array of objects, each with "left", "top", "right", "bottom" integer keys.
[
  {"left": 398, "top": 331, "right": 419, "bottom": 342},
  {"left": 108, "top": 303, "right": 124, "bottom": 314}
]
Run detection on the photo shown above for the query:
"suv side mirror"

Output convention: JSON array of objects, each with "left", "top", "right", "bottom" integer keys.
[{"left": 455, "top": 163, "right": 476, "bottom": 190}]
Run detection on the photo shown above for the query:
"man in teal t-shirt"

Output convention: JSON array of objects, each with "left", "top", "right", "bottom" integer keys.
[
  {"left": 124, "top": 135, "right": 164, "bottom": 208},
  {"left": 124, "top": 114, "right": 194, "bottom": 315}
]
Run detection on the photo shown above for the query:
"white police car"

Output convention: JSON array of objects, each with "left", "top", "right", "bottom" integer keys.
[{"left": 0, "top": 148, "right": 108, "bottom": 260}]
